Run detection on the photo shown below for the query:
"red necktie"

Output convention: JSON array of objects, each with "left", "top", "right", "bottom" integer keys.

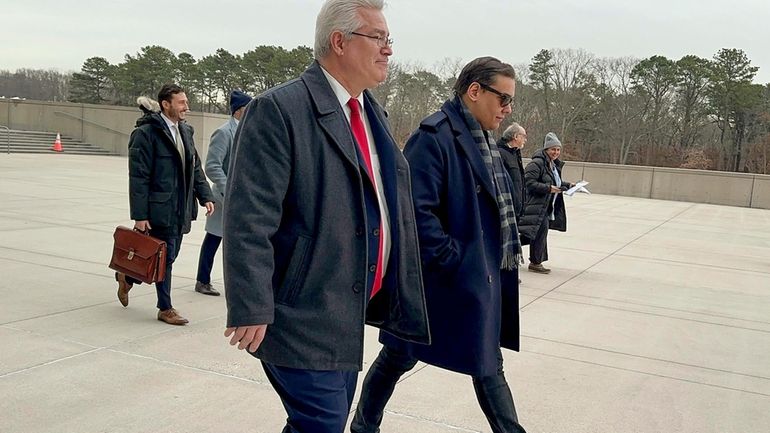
[{"left": 347, "top": 98, "right": 384, "bottom": 299}]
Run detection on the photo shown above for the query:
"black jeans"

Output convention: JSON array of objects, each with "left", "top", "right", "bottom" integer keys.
[
  {"left": 528, "top": 217, "right": 549, "bottom": 265},
  {"left": 125, "top": 228, "right": 182, "bottom": 311},
  {"left": 195, "top": 232, "right": 222, "bottom": 284},
  {"left": 351, "top": 345, "right": 527, "bottom": 433}
]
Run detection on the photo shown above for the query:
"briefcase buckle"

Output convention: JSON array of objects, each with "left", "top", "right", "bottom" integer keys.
[{"left": 127, "top": 250, "right": 135, "bottom": 260}]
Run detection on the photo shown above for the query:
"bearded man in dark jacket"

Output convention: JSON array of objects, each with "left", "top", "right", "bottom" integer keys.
[{"left": 114, "top": 84, "right": 215, "bottom": 325}]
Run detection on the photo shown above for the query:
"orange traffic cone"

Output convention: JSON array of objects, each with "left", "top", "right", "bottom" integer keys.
[{"left": 52, "top": 133, "right": 63, "bottom": 152}]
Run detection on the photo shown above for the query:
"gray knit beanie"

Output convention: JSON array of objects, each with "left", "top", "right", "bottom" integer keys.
[{"left": 543, "top": 132, "right": 562, "bottom": 150}]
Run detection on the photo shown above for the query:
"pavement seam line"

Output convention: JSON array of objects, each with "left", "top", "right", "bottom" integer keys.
[
  {"left": 105, "top": 348, "right": 273, "bottom": 387},
  {"left": 521, "top": 335, "right": 770, "bottom": 381},
  {"left": 537, "top": 296, "right": 770, "bottom": 334},
  {"left": 379, "top": 409, "right": 483, "bottom": 432},
  {"left": 0, "top": 348, "right": 102, "bottom": 379},
  {"left": 521, "top": 203, "right": 697, "bottom": 310},
  {"left": 526, "top": 349, "right": 770, "bottom": 398},
  {"left": 547, "top": 291, "right": 770, "bottom": 325},
  {"left": 614, "top": 252, "right": 770, "bottom": 276}
]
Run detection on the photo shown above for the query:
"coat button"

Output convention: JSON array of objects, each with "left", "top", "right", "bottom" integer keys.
[
  {"left": 369, "top": 264, "right": 377, "bottom": 272},
  {"left": 476, "top": 185, "right": 481, "bottom": 193},
  {"left": 352, "top": 281, "right": 363, "bottom": 293},
  {"left": 373, "top": 228, "right": 380, "bottom": 236},
  {"left": 487, "top": 275, "right": 492, "bottom": 284},
  {"left": 355, "top": 226, "right": 364, "bottom": 237}
]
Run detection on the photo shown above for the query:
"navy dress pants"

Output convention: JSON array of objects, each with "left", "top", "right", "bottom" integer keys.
[
  {"left": 195, "top": 232, "right": 222, "bottom": 284},
  {"left": 262, "top": 362, "right": 358, "bottom": 433},
  {"left": 125, "top": 227, "right": 182, "bottom": 311}
]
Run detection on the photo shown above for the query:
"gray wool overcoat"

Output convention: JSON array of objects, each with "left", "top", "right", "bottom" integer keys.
[{"left": 223, "top": 62, "right": 430, "bottom": 371}]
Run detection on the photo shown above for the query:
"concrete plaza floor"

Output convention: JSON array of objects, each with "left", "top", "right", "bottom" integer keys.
[{"left": 1, "top": 153, "right": 769, "bottom": 433}]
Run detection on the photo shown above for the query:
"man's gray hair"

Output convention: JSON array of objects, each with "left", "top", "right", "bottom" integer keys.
[
  {"left": 500, "top": 122, "right": 525, "bottom": 145},
  {"left": 314, "top": 0, "right": 385, "bottom": 59}
]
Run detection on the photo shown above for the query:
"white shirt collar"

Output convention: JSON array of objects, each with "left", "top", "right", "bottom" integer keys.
[
  {"left": 160, "top": 112, "right": 177, "bottom": 130},
  {"left": 320, "top": 66, "right": 365, "bottom": 114}
]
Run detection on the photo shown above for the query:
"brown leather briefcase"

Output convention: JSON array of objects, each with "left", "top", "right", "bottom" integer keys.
[{"left": 108, "top": 226, "right": 167, "bottom": 284}]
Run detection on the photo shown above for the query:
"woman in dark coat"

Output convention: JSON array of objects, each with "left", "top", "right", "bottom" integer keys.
[{"left": 518, "top": 132, "right": 573, "bottom": 274}]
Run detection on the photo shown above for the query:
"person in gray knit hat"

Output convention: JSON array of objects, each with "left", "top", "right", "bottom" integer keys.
[
  {"left": 543, "top": 131, "right": 561, "bottom": 150},
  {"left": 517, "top": 132, "right": 573, "bottom": 274}
]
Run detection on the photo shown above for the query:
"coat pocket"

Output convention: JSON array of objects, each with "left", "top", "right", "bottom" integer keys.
[
  {"left": 275, "top": 234, "right": 313, "bottom": 306},
  {"left": 149, "top": 191, "right": 172, "bottom": 203},
  {"left": 148, "top": 191, "right": 174, "bottom": 226}
]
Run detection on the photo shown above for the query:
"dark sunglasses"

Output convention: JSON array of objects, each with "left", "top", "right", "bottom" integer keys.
[{"left": 478, "top": 83, "right": 514, "bottom": 107}]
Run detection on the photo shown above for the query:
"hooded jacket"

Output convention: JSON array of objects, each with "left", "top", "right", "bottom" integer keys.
[
  {"left": 128, "top": 110, "right": 213, "bottom": 234},
  {"left": 518, "top": 148, "right": 571, "bottom": 243}
]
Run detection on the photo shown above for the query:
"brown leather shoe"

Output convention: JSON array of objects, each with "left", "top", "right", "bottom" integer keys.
[
  {"left": 195, "top": 281, "right": 220, "bottom": 296},
  {"left": 528, "top": 263, "right": 551, "bottom": 274},
  {"left": 157, "top": 308, "right": 189, "bottom": 325},
  {"left": 115, "top": 272, "right": 133, "bottom": 307}
]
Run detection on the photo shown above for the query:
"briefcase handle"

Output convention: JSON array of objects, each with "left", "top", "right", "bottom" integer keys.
[{"left": 133, "top": 226, "right": 150, "bottom": 235}]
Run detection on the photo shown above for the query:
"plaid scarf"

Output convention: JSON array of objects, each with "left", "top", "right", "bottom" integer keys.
[{"left": 455, "top": 96, "right": 523, "bottom": 270}]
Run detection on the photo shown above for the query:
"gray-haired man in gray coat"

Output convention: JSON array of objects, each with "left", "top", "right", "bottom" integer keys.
[{"left": 222, "top": 1, "right": 429, "bottom": 432}]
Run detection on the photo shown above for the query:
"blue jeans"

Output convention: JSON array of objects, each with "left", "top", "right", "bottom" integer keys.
[
  {"left": 125, "top": 228, "right": 182, "bottom": 311},
  {"left": 351, "top": 345, "right": 527, "bottom": 433}
]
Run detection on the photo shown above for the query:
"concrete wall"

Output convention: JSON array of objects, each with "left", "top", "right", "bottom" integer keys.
[
  {"left": 0, "top": 98, "right": 229, "bottom": 158},
  {"left": 3, "top": 98, "right": 769, "bottom": 210},
  {"left": 523, "top": 160, "right": 770, "bottom": 209}
]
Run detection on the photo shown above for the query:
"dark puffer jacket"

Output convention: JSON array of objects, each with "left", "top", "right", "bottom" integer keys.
[
  {"left": 128, "top": 112, "right": 213, "bottom": 234},
  {"left": 518, "top": 149, "right": 571, "bottom": 243}
]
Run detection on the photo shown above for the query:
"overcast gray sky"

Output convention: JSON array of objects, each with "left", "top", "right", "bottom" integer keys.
[{"left": 3, "top": 0, "right": 769, "bottom": 83}]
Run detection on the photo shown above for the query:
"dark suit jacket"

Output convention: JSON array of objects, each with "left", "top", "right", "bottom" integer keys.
[
  {"left": 381, "top": 98, "right": 520, "bottom": 377},
  {"left": 223, "top": 61, "right": 429, "bottom": 371},
  {"left": 128, "top": 112, "right": 213, "bottom": 234},
  {"left": 498, "top": 144, "right": 526, "bottom": 217}
]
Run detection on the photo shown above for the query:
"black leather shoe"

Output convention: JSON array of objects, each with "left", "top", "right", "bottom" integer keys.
[{"left": 195, "top": 281, "right": 220, "bottom": 296}]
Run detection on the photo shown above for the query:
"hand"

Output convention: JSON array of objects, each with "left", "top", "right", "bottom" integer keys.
[
  {"left": 205, "top": 202, "right": 215, "bottom": 216},
  {"left": 549, "top": 186, "right": 562, "bottom": 194},
  {"left": 225, "top": 324, "right": 268, "bottom": 353},
  {"left": 134, "top": 220, "right": 151, "bottom": 232}
]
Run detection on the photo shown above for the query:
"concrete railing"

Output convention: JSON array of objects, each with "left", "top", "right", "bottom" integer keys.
[
  {"left": 0, "top": 98, "right": 229, "bottom": 158},
  {"left": 553, "top": 160, "right": 770, "bottom": 209}
]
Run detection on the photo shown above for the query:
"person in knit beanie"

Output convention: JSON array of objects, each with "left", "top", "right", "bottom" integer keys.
[
  {"left": 543, "top": 132, "right": 561, "bottom": 150},
  {"left": 517, "top": 131, "right": 573, "bottom": 274}
]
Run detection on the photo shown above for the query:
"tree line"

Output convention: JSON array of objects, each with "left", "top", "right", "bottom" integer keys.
[{"left": 2, "top": 45, "right": 769, "bottom": 174}]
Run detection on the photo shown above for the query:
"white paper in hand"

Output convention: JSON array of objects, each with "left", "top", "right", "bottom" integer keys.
[{"left": 565, "top": 180, "right": 590, "bottom": 196}]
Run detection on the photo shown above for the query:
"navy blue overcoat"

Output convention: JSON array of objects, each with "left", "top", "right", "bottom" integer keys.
[{"left": 381, "top": 99, "right": 520, "bottom": 377}]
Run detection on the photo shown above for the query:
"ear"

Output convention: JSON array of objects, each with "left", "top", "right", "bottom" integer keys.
[
  {"left": 161, "top": 99, "right": 170, "bottom": 112},
  {"left": 467, "top": 82, "right": 482, "bottom": 102},
  {"left": 330, "top": 30, "right": 346, "bottom": 56}
]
